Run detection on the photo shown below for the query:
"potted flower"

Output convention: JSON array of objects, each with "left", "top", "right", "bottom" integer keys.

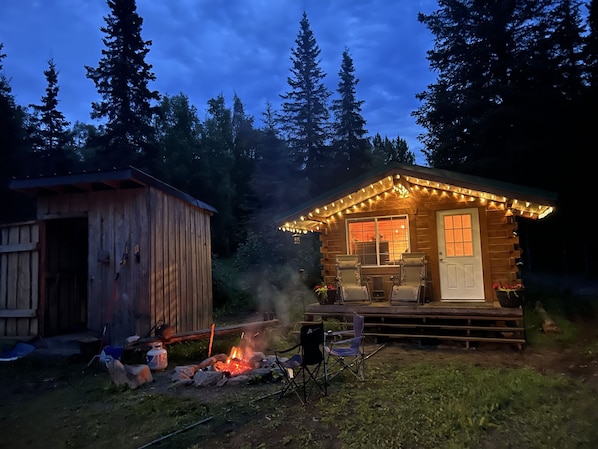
[
  {"left": 493, "top": 282, "right": 525, "bottom": 308},
  {"left": 314, "top": 283, "right": 337, "bottom": 305}
]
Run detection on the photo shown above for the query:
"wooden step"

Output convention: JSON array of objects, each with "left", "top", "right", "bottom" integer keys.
[
  {"left": 363, "top": 332, "right": 525, "bottom": 345},
  {"left": 364, "top": 322, "right": 524, "bottom": 332}
]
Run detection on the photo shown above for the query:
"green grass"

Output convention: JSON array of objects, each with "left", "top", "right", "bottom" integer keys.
[
  {"left": 3, "top": 278, "right": 598, "bottom": 449},
  {"left": 316, "top": 362, "right": 597, "bottom": 449}
]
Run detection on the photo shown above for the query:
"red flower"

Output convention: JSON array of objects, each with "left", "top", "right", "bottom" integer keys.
[{"left": 493, "top": 282, "right": 524, "bottom": 291}]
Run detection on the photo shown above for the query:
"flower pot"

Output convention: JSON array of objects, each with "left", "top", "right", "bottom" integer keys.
[
  {"left": 495, "top": 289, "right": 524, "bottom": 308},
  {"left": 317, "top": 290, "right": 337, "bottom": 305}
]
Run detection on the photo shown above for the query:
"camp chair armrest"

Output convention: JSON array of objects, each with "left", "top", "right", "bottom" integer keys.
[
  {"left": 327, "top": 329, "right": 354, "bottom": 338},
  {"left": 274, "top": 343, "right": 301, "bottom": 356},
  {"left": 326, "top": 336, "right": 363, "bottom": 347}
]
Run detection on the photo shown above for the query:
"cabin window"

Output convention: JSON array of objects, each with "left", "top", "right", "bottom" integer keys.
[{"left": 347, "top": 216, "right": 410, "bottom": 265}]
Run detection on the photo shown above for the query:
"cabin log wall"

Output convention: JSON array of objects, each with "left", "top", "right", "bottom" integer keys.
[{"left": 319, "top": 188, "right": 521, "bottom": 303}]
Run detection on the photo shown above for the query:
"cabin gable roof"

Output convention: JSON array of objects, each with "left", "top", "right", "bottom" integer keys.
[
  {"left": 10, "top": 166, "right": 218, "bottom": 213},
  {"left": 275, "top": 163, "right": 557, "bottom": 233}
]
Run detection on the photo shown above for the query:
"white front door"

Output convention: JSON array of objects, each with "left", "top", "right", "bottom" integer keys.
[{"left": 436, "top": 208, "right": 484, "bottom": 300}]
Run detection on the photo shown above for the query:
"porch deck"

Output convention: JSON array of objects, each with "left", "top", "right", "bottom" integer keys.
[{"left": 303, "top": 301, "right": 526, "bottom": 349}]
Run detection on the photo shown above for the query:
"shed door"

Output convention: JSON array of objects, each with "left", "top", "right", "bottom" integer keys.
[
  {"left": 436, "top": 208, "right": 484, "bottom": 300},
  {"left": 44, "top": 218, "right": 88, "bottom": 336}
]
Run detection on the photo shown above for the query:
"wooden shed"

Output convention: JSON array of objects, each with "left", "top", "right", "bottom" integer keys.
[{"left": 2, "top": 167, "right": 216, "bottom": 345}]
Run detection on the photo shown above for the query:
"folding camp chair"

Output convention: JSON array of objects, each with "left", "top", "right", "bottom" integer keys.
[
  {"left": 390, "top": 252, "right": 428, "bottom": 305},
  {"left": 274, "top": 322, "right": 328, "bottom": 404},
  {"left": 325, "top": 312, "right": 366, "bottom": 381},
  {"left": 335, "top": 255, "right": 371, "bottom": 304}
]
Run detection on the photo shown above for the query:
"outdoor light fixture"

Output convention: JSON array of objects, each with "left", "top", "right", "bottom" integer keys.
[{"left": 293, "top": 233, "right": 301, "bottom": 245}]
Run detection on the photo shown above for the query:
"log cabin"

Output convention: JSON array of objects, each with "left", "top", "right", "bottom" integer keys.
[{"left": 276, "top": 163, "right": 558, "bottom": 348}]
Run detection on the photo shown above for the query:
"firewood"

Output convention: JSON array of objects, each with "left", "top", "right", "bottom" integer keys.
[{"left": 535, "top": 301, "right": 561, "bottom": 334}]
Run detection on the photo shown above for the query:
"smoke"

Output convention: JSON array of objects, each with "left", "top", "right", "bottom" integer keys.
[{"left": 244, "top": 263, "right": 314, "bottom": 328}]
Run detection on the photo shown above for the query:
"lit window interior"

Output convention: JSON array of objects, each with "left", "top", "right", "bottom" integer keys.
[{"left": 348, "top": 216, "right": 410, "bottom": 265}]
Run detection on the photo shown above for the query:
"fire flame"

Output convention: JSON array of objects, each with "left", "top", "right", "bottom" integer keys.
[{"left": 213, "top": 345, "right": 254, "bottom": 377}]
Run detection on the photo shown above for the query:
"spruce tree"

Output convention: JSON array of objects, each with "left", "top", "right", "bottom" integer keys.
[
  {"left": 280, "top": 12, "right": 331, "bottom": 197},
  {"left": 414, "top": 0, "right": 585, "bottom": 190},
  {"left": 28, "top": 59, "right": 72, "bottom": 174},
  {"left": 152, "top": 93, "right": 202, "bottom": 192},
  {"left": 370, "top": 133, "right": 414, "bottom": 168},
  {"left": 202, "top": 94, "right": 235, "bottom": 256},
  {"left": 0, "top": 44, "right": 33, "bottom": 220},
  {"left": 330, "top": 48, "right": 371, "bottom": 185},
  {"left": 587, "top": 0, "right": 598, "bottom": 88},
  {"left": 85, "top": 0, "right": 160, "bottom": 171}
]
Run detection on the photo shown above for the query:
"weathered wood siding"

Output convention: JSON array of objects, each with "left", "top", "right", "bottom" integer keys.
[
  {"left": 32, "top": 186, "right": 213, "bottom": 344},
  {"left": 319, "top": 188, "right": 520, "bottom": 303},
  {"left": 148, "top": 187, "right": 213, "bottom": 337},
  {"left": 38, "top": 189, "right": 150, "bottom": 343},
  {"left": 0, "top": 221, "right": 39, "bottom": 337}
]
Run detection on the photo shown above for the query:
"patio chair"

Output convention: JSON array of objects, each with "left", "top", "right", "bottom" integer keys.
[
  {"left": 390, "top": 252, "right": 428, "bottom": 305},
  {"left": 274, "top": 322, "right": 328, "bottom": 404},
  {"left": 335, "top": 255, "right": 371, "bottom": 304},
  {"left": 325, "top": 313, "right": 366, "bottom": 381}
]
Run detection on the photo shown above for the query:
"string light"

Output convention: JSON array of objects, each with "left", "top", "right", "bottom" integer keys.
[{"left": 280, "top": 171, "right": 554, "bottom": 232}]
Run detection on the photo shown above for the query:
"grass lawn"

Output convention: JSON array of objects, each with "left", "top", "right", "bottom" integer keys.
[{"left": 1, "top": 286, "right": 598, "bottom": 449}]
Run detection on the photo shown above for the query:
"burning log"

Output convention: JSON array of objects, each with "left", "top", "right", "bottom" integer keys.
[{"left": 169, "top": 332, "right": 278, "bottom": 388}]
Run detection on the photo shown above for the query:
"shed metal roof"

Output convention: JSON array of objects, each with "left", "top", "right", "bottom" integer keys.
[{"left": 10, "top": 166, "right": 218, "bottom": 213}]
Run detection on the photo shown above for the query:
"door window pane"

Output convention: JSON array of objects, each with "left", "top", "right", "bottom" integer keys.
[{"left": 444, "top": 213, "right": 473, "bottom": 257}]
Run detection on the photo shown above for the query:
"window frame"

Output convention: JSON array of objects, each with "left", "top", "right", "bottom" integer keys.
[{"left": 345, "top": 214, "right": 411, "bottom": 267}]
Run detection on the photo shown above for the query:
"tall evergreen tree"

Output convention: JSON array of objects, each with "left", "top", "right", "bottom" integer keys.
[
  {"left": 85, "top": 0, "right": 160, "bottom": 171},
  {"left": 0, "top": 44, "right": 33, "bottom": 221},
  {"left": 414, "top": 0, "right": 585, "bottom": 191},
  {"left": 249, "top": 102, "right": 294, "bottom": 220},
  {"left": 231, "top": 94, "right": 258, "bottom": 243},
  {"left": 68, "top": 121, "right": 105, "bottom": 168},
  {"left": 28, "top": 58, "right": 72, "bottom": 174},
  {"left": 152, "top": 93, "right": 202, "bottom": 193},
  {"left": 587, "top": 0, "right": 598, "bottom": 88},
  {"left": 414, "top": 1, "right": 546, "bottom": 180},
  {"left": 390, "top": 135, "right": 415, "bottom": 165},
  {"left": 415, "top": 1, "right": 592, "bottom": 275},
  {"left": 202, "top": 94, "right": 236, "bottom": 257},
  {"left": 370, "top": 133, "right": 415, "bottom": 168},
  {"left": 279, "top": 12, "right": 331, "bottom": 197},
  {"left": 330, "top": 48, "right": 371, "bottom": 186}
]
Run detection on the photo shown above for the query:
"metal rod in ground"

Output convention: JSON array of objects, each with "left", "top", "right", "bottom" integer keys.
[
  {"left": 249, "top": 388, "right": 283, "bottom": 403},
  {"left": 136, "top": 416, "right": 214, "bottom": 449},
  {"left": 365, "top": 343, "right": 386, "bottom": 360}
]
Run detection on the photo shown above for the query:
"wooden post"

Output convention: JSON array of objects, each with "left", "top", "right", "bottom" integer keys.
[{"left": 208, "top": 323, "right": 215, "bottom": 357}]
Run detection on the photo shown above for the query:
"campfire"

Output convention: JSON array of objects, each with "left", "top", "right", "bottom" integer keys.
[
  {"left": 212, "top": 344, "right": 255, "bottom": 377},
  {"left": 169, "top": 331, "right": 281, "bottom": 388}
]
